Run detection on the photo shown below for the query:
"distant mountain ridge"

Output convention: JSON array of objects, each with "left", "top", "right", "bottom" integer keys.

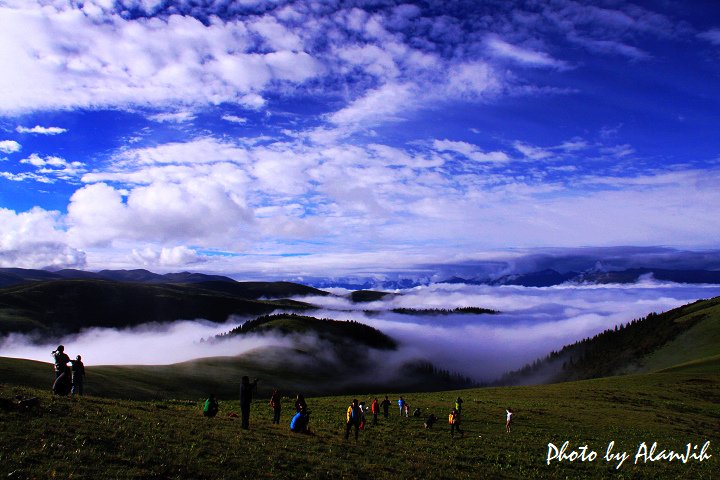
[
  {"left": 443, "top": 267, "right": 720, "bottom": 287},
  {"left": 298, "top": 267, "right": 720, "bottom": 289},
  {"left": 4, "top": 266, "right": 720, "bottom": 291},
  {"left": 0, "top": 278, "right": 326, "bottom": 337},
  {"left": 0, "top": 267, "right": 237, "bottom": 288}
]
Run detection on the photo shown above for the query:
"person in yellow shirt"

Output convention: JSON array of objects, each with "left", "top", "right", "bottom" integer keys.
[{"left": 345, "top": 399, "right": 362, "bottom": 441}]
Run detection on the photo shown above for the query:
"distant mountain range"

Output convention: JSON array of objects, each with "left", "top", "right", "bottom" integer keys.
[
  {"left": 0, "top": 267, "right": 238, "bottom": 288},
  {"left": 3, "top": 266, "right": 720, "bottom": 292},
  {"left": 299, "top": 267, "right": 720, "bottom": 289},
  {"left": 444, "top": 267, "right": 720, "bottom": 287}
]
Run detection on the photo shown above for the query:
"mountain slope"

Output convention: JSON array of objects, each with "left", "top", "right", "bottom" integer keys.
[{"left": 498, "top": 296, "right": 720, "bottom": 385}]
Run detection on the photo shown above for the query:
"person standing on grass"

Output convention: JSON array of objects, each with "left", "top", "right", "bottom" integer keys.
[
  {"left": 449, "top": 408, "right": 463, "bottom": 438},
  {"left": 359, "top": 401, "right": 367, "bottom": 430},
  {"left": 398, "top": 396, "right": 405, "bottom": 416},
  {"left": 294, "top": 393, "right": 307, "bottom": 414},
  {"left": 269, "top": 389, "right": 281, "bottom": 424},
  {"left": 51, "top": 345, "right": 71, "bottom": 395},
  {"left": 70, "top": 355, "right": 85, "bottom": 397},
  {"left": 506, "top": 408, "right": 513, "bottom": 433},
  {"left": 455, "top": 397, "right": 463, "bottom": 415},
  {"left": 239, "top": 376, "right": 258, "bottom": 429},
  {"left": 203, "top": 394, "right": 219, "bottom": 418},
  {"left": 381, "top": 396, "right": 391, "bottom": 418},
  {"left": 345, "top": 399, "right": 362, "bottom": 441},
  {"left": 371, "top": 397, "right": 379, "bottom": 425},
  {"left": 424, "top": 413, "right": 437, "bottom": 429}
]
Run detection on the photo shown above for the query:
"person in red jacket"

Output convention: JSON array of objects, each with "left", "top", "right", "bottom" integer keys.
[{"left": 371, "top": 397, "right": 379, "bottom": 425}]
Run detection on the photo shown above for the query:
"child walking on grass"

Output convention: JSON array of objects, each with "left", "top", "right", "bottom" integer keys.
[{"left": 506, "top": 408, "right": 513, "bottom": 433}]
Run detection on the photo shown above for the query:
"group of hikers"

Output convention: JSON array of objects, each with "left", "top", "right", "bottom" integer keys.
[
  {"left": 50, "top": 345, "right": 85, "bottom": 397},
  {"left": 49, "top": 350, "right": 515, "bottom": 437},
  {"left": 203, "top": 377, "right": 312, "bottom": 434},
  {"left": 203, "top": 379, "right": 515, "bottom": 439}
]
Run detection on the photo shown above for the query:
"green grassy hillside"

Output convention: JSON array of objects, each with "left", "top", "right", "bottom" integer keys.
[
  {"left": 1, "top": 371, "right": 718, "bottom": 479},
  {"left": 499, "top": 296, "right": 720, "bottom": 385},
  {"left": 632, "top": 299, "right": 720, "bottom": 373},
  {"left": 0, "top": 279, "right": 315, "bottom": 336}
]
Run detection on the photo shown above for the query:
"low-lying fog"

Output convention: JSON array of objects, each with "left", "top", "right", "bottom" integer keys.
[{"left": 2, "top": 279, "right": 720, "bottom": 382}]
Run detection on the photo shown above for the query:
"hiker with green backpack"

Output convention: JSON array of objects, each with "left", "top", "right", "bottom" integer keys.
[{"left": 203, "top": 394, "right": 219, "bottom": 418}]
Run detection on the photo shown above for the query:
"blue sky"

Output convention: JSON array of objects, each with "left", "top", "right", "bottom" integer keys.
[{"left": 1, "top": 0, "right": 719, "bottom": 278}]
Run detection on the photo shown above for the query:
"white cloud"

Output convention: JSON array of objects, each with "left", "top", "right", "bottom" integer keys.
[
  {"left": 444, "top": 61, "right": 501, "bottom": 98},
  {"left": 132, "top": 245, "right": 204, "bottom": 267},
  {"left": 222, "top": 114, "right": 248, "bottom": 124},
  {"left": 109, "top": 137, "right": 250, "bottom": 169},
  {"left": 698, "top": 28, "right": 720, "bottom": 45},
  {"left": 0, "top": 206, "right": 86, "bottom": 269},
  {"left": 18, "top": 153, "right": 86, "bottom": 182},
  {"left": 514, "top": 142, "right": 553, "bottom": 160},
  {"left": 329, "top": 82, "right": 415, "bottom": 127},
  {"left": 0, "top": 140, "right": 21, "bottom": 154},
  {"left": 0, "top": 318, "right": 295, "bottom": 366},
  {"left": 0, "top": 4, "right": 323, "bottom": 115},
  {"left": 15, "top": 125, "right": 68, "bottom": 135},
  {"left": 486, "top": 36, "right": 568, "bottom": 69},
  {"left": 147, "top": 111, "right": 196, "bottom": 123},
  {"left": 67, "top": 178, "right": 254, "bottom": 249},
  {"left": 434, "top": 139, "right": 510, "bottom": 163}
]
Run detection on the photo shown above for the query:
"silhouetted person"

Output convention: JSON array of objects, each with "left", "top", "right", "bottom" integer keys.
[
  {"left": 380, "top": 396, "right": 391, "bottom": 418},
  {"left": 294, "top": 393, "right": 307, "bottom": 414},
  {"left": 70, "top": 355, "right": 85, "bottom": 397},
  {"left": 52, "top": 345, "right": 71, "bottom": 395},
  {"left": 52, "top": 345, "right": 70, "bottom": 379},
  {"left": 450, "top": 408, "right": 463, "bottom": 438},
  {"left": 203, "top": 394, "right": 219, "bottom": 418},
  {"left": 345, "top": 399, "right": 362, "bottom": 441},
  {"left": 239, "top": 376, "right": 258, "bottom": 429},
  {"left": 270, "top": 389, "right": 281, "bottom": 424},
  {"left": 424, "top": 413, "right": 437, "bottom": 429}
]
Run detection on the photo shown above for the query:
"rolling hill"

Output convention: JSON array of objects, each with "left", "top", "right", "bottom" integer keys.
[{"left": 498, "top": 296, "right": 720, "bottom": 385}]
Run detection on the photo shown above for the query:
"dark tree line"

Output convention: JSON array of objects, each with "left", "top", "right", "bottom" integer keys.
[{"left": 215, "top": 313, "right": 398, "bottom": 350}]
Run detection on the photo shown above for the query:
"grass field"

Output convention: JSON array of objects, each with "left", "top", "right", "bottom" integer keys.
[{"left": 1, "top": 370, "right": 718, "bottom": 479}]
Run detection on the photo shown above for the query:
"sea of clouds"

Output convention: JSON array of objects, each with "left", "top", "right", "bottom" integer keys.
[{"left": 2, "top": 280, "right": 720, "bottom": 382}]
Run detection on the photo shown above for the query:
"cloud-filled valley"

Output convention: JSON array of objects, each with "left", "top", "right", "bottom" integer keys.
[{"left": 3, "top": 281, "right": 719, "bottom": 383}]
